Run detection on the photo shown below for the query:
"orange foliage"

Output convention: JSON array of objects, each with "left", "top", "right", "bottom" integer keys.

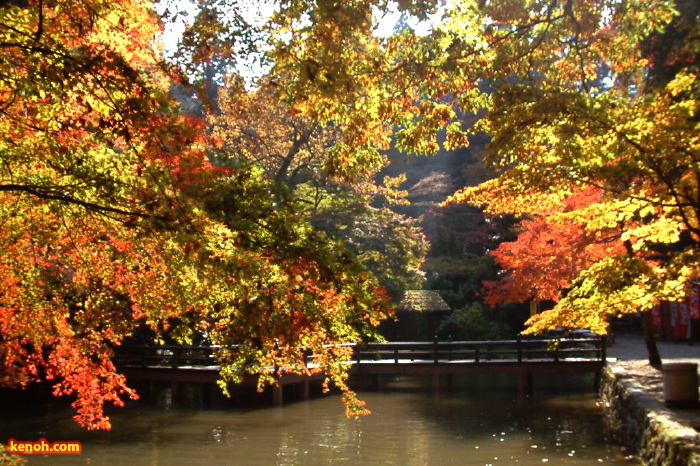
[{"left": 484, "top": 187, "right": 625, "bottom": 306}]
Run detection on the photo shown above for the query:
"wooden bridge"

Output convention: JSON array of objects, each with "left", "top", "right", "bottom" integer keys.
[{"left": 115, "top": 337, "right": 608, "bottom": 405}]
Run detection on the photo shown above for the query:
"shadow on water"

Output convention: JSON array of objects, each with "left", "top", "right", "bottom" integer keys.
[{"left": 0, "top": 374, "right": 639, "bottom": 465}]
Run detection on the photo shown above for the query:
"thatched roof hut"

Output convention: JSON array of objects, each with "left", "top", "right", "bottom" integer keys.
[
  {"left": 380, "top": 290, "right": 452, "bottom": 341},
  {"left": 397, "top": 290, "right": 451, "bottom": 313}
]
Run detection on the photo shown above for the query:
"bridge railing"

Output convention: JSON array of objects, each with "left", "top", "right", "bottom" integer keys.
[
  {"left": 114, "top": 336, "right": 606, "bottom": 370},
  {"left": 351, "top": 337, "right": 606, "bottom": 365},
  {"left": 115, "top": 345, "right": 221, "bottom": 369}
]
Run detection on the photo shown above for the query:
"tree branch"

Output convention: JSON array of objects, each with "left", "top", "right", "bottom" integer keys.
[{"left": 0, "top": 184, "right": 168, "bottom": 221}]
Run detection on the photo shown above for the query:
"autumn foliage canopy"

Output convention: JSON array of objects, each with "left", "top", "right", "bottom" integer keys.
[
  {"left": 1, "top": 0, "right": 698, "bottom": 429},
  {"left": 0, "top": 0, "right": 392, "bottom": 428}
]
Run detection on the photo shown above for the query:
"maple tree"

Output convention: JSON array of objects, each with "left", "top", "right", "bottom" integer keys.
[
  {"left": 3, "top": 0, "right": 697, "bottom": 432},
  {"left": 481, "top": 187, "right": 624, "bottom": 308},
  {"left": 251, "top": 0, "right": 697, "bottom": 363},
  {"left": 0, "top": 0, "right": 189, "bottom": 429},
  {"left": 440, "top": 0, "right": 698, "bottom": 364},
  {"left": 0, "top": 0, "right": 392, "bottom": 431},
  {"left": 212, "top": 76, "right": 339, "bottom": 188},
  {"left": 310, "top": 195, "right": 428, "bottom": 299},
  {"left": 210, "top": 77, "right": 428, "bottom": 299}
]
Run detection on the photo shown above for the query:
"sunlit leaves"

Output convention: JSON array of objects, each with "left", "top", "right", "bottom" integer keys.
[
  {"left": 0, "top": 0, "right": 394, "bottom": 430},
  {"left": 424, "top": 0, "right": 700, "bottom": 335},
  {"left": 480, "top": 188, "right": 623, "bottom": 305},
  {"left": 0, "top": 0, "right": 188, "bottom": 429},
  {"left": 211, "top": 67, "right": 427, "bottom": 304},
  {"left": 172, "top": 0, "right": 697, "bottom": 350},
  {"left": 3, "top": 0, "right": 696, "bottom": 430},
  {"left": 0, "top": 193, "right": 203, "bottom": 428}
]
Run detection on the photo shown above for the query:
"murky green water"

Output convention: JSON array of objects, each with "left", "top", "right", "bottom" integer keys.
[{"left": 1, "top": 375, "right": 636, "bottom": 465}]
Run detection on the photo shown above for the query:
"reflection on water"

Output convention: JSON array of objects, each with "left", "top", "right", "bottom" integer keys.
[{"left": 0, "top": 375, "right": 637, "bottom": 465}]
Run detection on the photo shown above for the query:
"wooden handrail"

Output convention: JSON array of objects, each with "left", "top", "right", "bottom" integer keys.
[{"left": 114, "top": 337, "right": 606, "bottom": 371}]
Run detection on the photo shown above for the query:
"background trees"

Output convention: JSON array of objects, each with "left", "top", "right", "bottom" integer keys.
[
  {"left": 445, "top": 0, "right": 699, "bottom": 364},
  {"left": 210, "top": 76, "right": 429, "bottom": 299},
  {"left": 254, "top": 0, "right": 698, "bottom": 361}
]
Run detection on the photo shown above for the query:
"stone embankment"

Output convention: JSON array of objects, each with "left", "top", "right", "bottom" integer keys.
[{"left": 602, "top": 333, "right": 700, "bottom": 465}]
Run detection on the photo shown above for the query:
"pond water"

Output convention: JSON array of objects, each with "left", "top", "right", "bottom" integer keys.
[{"left": 1, "top": 375, "right": 637, "bottom": 465}]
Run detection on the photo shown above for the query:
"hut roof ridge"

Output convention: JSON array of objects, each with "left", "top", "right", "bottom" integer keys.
[{"left": 398, "top": 290, "right": 451, "bottom": 312}]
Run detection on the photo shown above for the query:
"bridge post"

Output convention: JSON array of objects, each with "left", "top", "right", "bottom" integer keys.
[
  {"left": 517, "top": 336, "right": 523, "bottom": 363},
  {"left": 272, "top": 340, "right": 283, "bottom": 405},
  {"left": 433, "top": 335, "right": 438, "bottom": 364},
  {"left": 445, "top": 373, "right": 453, "bottom": 391},
  {"left": 595, "top": 336, "right": 606, "bottom": 391},
  {"left": 601, "top": 336, "right": 607, "bottom": 362},
  {"left": 171, "top": 347, "right": 179, "bottom": 369},
  {"left": 171, "top": 380, "right": 178, "bottom": 403},
  {"left": 375, "top": 374, "right": 383, "bottom": 390},
  {"left": 594, "top": 370, "right": 602, "bottom": 391},
  {"left": 149, "top": 378, "right": 156, "bottom": 401}
]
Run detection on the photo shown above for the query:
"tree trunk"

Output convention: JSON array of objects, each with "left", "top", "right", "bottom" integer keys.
[{"left": 641, "top": 309, "right": 662, "bottom": 368}]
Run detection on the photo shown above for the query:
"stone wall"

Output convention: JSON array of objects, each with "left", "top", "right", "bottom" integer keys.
[{"left": 600, "top": 364, "right": 700, "bottom": 465}]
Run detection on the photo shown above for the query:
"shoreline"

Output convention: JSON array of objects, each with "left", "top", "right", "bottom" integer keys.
[{"left": 602, "top": 332, "right": 700, "bottom": 465}]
